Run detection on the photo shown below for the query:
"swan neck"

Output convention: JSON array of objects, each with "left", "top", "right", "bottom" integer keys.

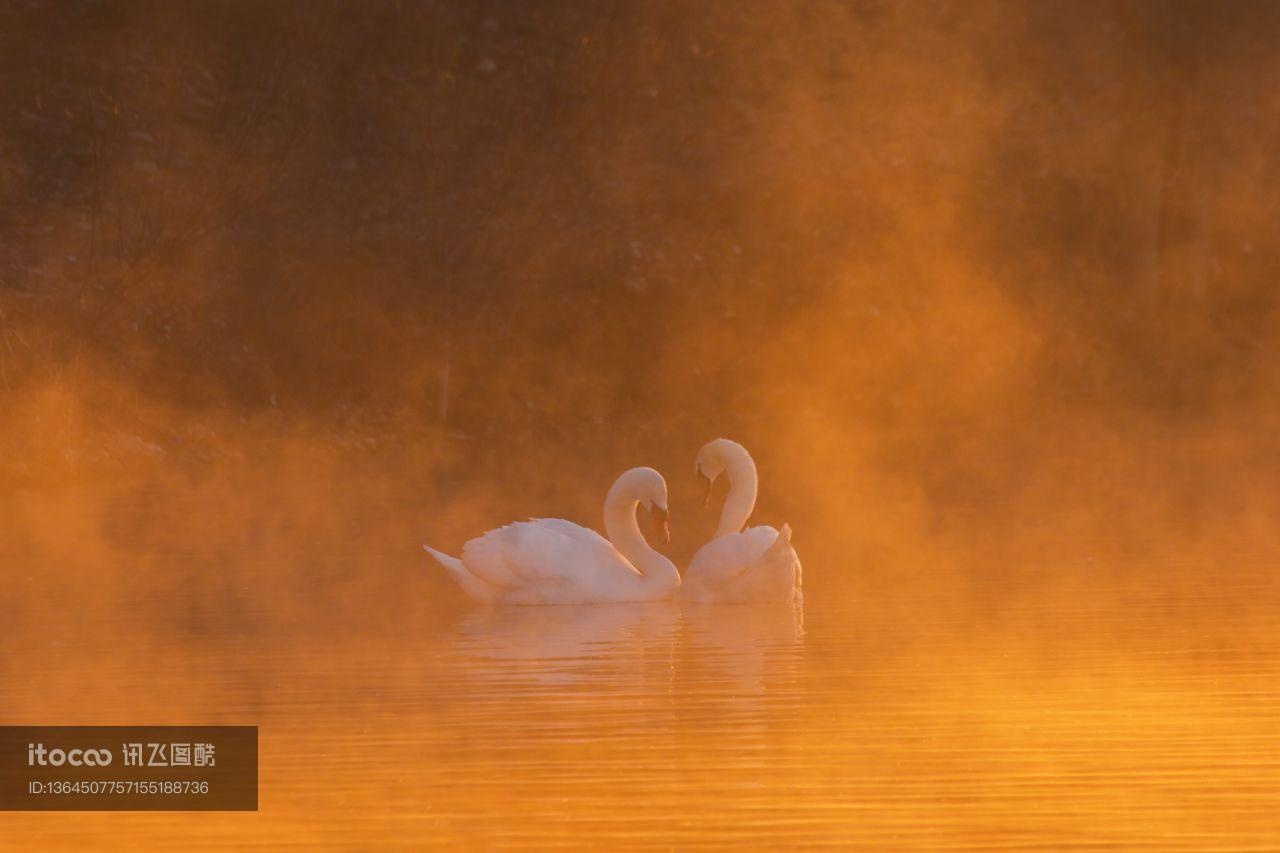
[
  {"left": 715, "top": 446, "right": 758, "bottom": 538},
  {"left": 604, "top": 480, "right": 678, "bottom": 590}
]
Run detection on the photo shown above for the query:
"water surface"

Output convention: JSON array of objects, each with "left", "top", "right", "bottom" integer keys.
[{"left": 5, "top": 563, "right": 1280, "bottom": 848}]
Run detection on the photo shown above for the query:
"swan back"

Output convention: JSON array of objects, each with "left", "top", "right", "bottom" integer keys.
[
  {"left": 461, "top": 519, "right": 629, "bottom": 591},
  {"left": 684, "top": 524, "right": 801, "bottom": 604},
  {"left": 686, "top": 526, "right": 779, "bottom": 591}
]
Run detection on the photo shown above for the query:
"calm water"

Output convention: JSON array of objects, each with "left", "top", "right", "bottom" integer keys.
[{"left": 4, "top": 562, "right": 1280, "bottom": 848}]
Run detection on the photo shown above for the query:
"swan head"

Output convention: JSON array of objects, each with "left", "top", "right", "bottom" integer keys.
[
  {"left": 694, "top": 438, "right": 748, "bottom": 506},
  {"left": 610, "top": 466, "right": 670, "bottom": 544}
]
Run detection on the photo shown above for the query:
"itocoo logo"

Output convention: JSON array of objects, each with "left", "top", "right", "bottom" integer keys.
[{"left": 27, "top": 743, "right": 113, "bottom": 767}]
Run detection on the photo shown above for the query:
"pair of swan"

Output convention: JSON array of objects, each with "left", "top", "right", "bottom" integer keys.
[{"left": 423, "top": 439, "right": 801, "bottom": 605}]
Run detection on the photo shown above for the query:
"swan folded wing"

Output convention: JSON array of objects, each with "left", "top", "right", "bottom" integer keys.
[
  {"left": 526, "top": 518, "right": 617, "bottom": 551},
  {"left": 524, "top": 518, "right": 641, "bottom": 579},
  {"left": 461, "top": 520, "right": 629, "bottom": 589},
  {"left": 687, "top": 526, "right": 780, "bottom": 591}
]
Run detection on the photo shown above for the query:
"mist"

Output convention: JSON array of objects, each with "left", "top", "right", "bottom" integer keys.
[{"left": 4, "top": 0, "right": 1280, "bottom": 639}]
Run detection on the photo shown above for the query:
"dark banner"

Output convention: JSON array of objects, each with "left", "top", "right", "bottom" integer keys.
[{"left": 0, "top": 726, "right": 257, "bottom": 811}]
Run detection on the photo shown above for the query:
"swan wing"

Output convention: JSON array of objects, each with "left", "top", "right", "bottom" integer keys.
[
  {"left": 526, "top": 518, "right": 637, "bottom": 576},
  {"left": 462, "top": 519, "right": 630, "bottom": 590},
  {"left": 527, "top": 518, "right": 617, "bottom": 553},
  {"left": 686, "top": 525, "right": 780, "bottom": 591}
]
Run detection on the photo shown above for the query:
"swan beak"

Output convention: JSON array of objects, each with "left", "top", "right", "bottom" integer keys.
[
  {"left": 651, "top": 504, "right": 670, "bottom": 545},
  {"left": 697, "top": 470, "right": 713, "bottom": 507}
]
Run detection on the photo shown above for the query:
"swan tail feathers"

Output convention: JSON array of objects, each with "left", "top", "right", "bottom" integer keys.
[
  {"left": 423, "top": 544, "right": 498, "bottom": 603},
  {"left": 767, "top": 524, "right": 802, "bottom": 603},
  {"left": 766, "top": 524, "right": 793, "bottom": 560},
  {"left": 423, "top": 544, "right": 464, "bottom": 574}
]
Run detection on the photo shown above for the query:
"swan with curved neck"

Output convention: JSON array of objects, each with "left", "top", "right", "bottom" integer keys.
[
  {"left": 699, "top": 439, "right": 760, "bottom": 539},
  {"left": 601, "top": 468, "right": 678, "bottom": 595},
  {"left": 685, "top": 439, "right": 802, "bottom": 604},
  {"left": 425, "top": 467, "right": 681, "bottom": 605}
]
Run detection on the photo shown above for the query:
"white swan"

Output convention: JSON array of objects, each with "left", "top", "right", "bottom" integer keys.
[
  {"left": 424, "top": 467, "right": 681, "bottom": 605},
  {"left": 681, "top": 439, "right": 802, "bottom": 604}
]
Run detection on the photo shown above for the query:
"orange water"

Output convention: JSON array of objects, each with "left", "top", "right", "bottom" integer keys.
[{"left": 4, "top": 566, "right": 1280, "bottom": 849}]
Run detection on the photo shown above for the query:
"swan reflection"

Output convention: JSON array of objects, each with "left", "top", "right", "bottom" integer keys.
[
  {"left": 678, "top": 602, "right": 805, "bottom": 699},
  {"left": 441, "top": 600, "right": 805, "bottom": 707},
  {"left": 444, "top": 602, "right": 682, "bottom": 692}
]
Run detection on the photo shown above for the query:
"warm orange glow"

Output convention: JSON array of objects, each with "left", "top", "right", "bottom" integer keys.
[{"left": 4, "top": 1, "right": 1280, "bottom": 847}]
